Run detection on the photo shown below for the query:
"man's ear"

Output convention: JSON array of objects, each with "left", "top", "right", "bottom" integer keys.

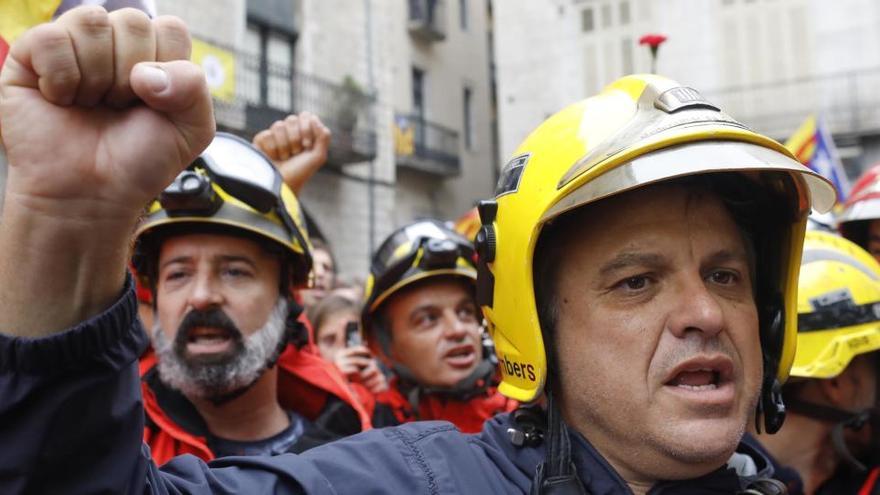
[{"left": 817, "top": 361, "right": 866, "bottom": 409}]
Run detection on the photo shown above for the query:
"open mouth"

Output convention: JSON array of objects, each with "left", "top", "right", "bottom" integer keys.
[
  {"left": 443, "top": 345, "right": 477, "bottom": 368},
  {"left": 185, "top": 326, "right": 236, "bottom": 355},
  {"left": 663, "top": 355, "right": 736, "bottom": 406},
  {"left": 668, "top": 368, "right": 722, "bottom": 390}
]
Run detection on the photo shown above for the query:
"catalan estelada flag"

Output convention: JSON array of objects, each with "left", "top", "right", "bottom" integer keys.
[{"left": 785, "top": 114, "right": 850, "bottom": 202}]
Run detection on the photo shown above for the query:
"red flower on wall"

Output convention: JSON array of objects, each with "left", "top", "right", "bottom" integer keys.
[
  {"left": 638, "top": 33, "right": 668, "bottom": 73},
  {"left": 638, "top": 34, "right": 668, "bottom": 49}
]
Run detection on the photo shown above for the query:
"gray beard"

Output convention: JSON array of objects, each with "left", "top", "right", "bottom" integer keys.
[{"left": 151, "top": 298, "right": 288, "bottom": 401}]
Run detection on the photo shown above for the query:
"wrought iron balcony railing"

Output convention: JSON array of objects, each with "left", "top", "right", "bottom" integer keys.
[
  {"left": 702, "top": 67, "right": 880, "bottom": 142},
  {"left": 408, "top": 0, "right": 447, "bottom": 42},
  {"left": 394, "top": 114, "right": 461, "bottom": 177},
  {"left": 216, "top": 48, "right": 378, "bottom": 167}
]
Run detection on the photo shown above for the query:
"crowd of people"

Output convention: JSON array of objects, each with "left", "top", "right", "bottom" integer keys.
[{"left": 0, "top": 6, "right": 877, "bottom": 494}]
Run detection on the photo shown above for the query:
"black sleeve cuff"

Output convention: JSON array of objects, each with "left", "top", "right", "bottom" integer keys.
[{"left": 0, "top": 272, "right": 148, "bottom": 374}]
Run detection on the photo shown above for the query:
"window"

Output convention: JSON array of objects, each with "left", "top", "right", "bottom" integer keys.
[
  {"left": 244, "top": 21, "right": 296, "bottom": 110},
  {"left": 581, "top": 8, "right": 594, "bottom": 32},
  {"left": 621, "top": 37, "right": 633, "bottom": 74},
  {"left": 412, "top": 67, "right": 426, "bottom": 146},
  {"left": 601, "top": 3, "right": 612, "bottom": 28},
  {"left": 459, "top": 0, "right": 468, "bottom": 30},
  {"left": 267, "top": 31, "right": 293, "bottom": 110},
  {"left": 619, "top": 1, "right": 630, "bottom": 25},
  {"left": 463, "top": 87, "right": 473, "bottom": 149},
  {"left": 412, "top": 67, "right": 425, "bottom": 119}
]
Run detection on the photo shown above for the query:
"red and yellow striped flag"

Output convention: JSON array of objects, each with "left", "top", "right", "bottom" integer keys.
[
  {"left": 784, "top": 114, "right": 850, "bottom": 201},
  {"left": 0, "top": 0, "right": 63, "bottom": 67}
]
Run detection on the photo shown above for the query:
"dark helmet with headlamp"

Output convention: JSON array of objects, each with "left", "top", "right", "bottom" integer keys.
[
  {"left": 132, "top": 132, "right": 313, "bottom": 291},
  {"left": 361, "top": 220, "right": 495, "bottom": 398}
]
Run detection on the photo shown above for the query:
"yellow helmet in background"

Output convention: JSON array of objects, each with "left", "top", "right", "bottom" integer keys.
[
  {"left": 474, "top": 75, "right": 836, "bottom": 432},
  {"left": 794, "top": 231, "right": 880, "bottom": 378},
  {"left": 133, "top": 132, "right": 313, "bottom": 290}
]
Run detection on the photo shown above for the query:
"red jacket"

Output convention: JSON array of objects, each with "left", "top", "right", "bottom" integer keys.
[
  {"left": 861, "top": 467, "right": 880, "bottom": 495},
  {"left": 140, "top": 340, "right": 373, "bottom": 465},
  {"left": 375, "top": 376, "right": 517, "bottom": 434}
]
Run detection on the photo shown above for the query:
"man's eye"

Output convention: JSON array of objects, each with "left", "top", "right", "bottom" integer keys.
[
  {"left": 416, "top": 313, "right": 438, "bottom": 327},
  {"left": 709, "top": 270, "right": 738, "bottom": 285},
  {"left": 458, "top": 305, "right": 477, "bottom": 321},
  {"left": 164, "top": 271, "right": 187, "bottom": 281},
  {"left": 616, "top": 275, "right": 650, "bottom": 291},
  {"left": 223, "top": 268, "right": 251, "bottom": 278}
]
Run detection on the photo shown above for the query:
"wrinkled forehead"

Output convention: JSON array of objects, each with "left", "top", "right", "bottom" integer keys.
[
  {"left": 384, "top": 276, "right": 476, "bottom": 316},
  {"left": 550, "top": 181, "right": 754, "bottom": 269},
  {"left": 158, "top": 232, "right": 276, "bottom": 263}
]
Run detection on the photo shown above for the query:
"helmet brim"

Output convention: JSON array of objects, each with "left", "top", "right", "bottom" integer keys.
[{"left": 543, "top": 141, "right": 837, "bottom": 223}]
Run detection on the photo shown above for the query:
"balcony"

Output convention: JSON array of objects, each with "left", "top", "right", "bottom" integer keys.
[
  {"left": 701, "top": 67, "right": 880, "bottom": 142},
  {"left": 220, "top": 50, "right": 378, "bottom": 167},
  {"left": 408, "top": 0, "right": 447, "bottom": 42},
  {"left": 394, "top": 114, "right": 461, "bottom": 177}
]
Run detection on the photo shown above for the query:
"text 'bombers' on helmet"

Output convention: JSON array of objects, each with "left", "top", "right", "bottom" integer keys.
[{"left": 480, "top": 74, "right": 838, "bottom": 403}]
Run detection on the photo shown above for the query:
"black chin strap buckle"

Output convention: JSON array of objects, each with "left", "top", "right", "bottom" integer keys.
[
  {"left": 757, "top": 378, "right": 786, "bottom": 434},
  {"left": 508, "top": 405, "right": 545, "bottom": 447}
]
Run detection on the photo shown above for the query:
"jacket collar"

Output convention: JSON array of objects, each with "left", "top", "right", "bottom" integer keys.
[{"left": 481, "top": 412, "right": 779, "bottom": 494}]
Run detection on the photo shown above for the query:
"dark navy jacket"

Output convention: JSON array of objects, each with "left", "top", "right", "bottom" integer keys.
[{"left": 0, "top": 277, "right": 777, "bottom": 494}]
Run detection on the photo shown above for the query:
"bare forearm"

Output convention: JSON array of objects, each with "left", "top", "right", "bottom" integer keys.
[{"left": 0, "top": 192, "right": 132, "bottom": 337}]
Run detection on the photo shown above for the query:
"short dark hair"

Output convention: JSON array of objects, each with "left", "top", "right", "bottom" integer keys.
[{"left": 533, "top": 173, "right": 772, "bottom": 387}]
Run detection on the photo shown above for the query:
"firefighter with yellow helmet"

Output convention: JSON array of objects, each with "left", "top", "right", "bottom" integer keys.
[
  {"left": 0, "top": 21, "right": 840, "bottom": 493},
  {"left": 746, "top": 231, "right": 879, "bottom": 494}
]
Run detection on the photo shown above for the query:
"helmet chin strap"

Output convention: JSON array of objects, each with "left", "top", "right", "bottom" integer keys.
[
  {"left": 530, "top": 390, "right": 586, "bottom": 495},
  {"left": 374, "top": 320, "right": 498, "bottom": 412},
  {"left": 784, "top": 399, "right": 879, "bottom": 472},
  {"left": 756, "top": 294, "right": 787, "bottom": 434},
  {"left": 394, "top": 359, "right": 497, "bottom": 416}
]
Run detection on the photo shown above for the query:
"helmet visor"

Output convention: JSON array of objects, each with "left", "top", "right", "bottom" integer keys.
[
  {"left": 543, "top": 141, "right": 837, "bottom": 223},
  {"left": 153, "top": 132, "right": 312, "bottom": 280},
  {"left": 199, "top": 133, "right": 283, "bottom": 214}
]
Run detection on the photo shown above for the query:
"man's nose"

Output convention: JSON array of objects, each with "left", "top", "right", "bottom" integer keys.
[
  {"left": 187, "top": 272, "right": 223, "bottom": 310},
  {"left": 442, "top": 311, "right": 471, "bottom": 341},
  {"left": 667, "top": 275, "right": 725, "bottom": 339}
]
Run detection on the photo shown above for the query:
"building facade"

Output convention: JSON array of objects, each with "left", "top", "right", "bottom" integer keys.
[
  {"left": 493, "top": 0, "right": 880, "bottom": 184},
  {"left": 116, "top": 0, "right": 494, "bottom": 276},
  {"left": 155, "top": 0, "right": 496, "bottom": 276}
]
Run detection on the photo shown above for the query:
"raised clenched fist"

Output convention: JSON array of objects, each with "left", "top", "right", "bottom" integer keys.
[
  {"left": 0, "top": 6, "right": 214, "bottom": 223},
  {"left": 253, "top": 112, "right": 331, "bottom": 194}
]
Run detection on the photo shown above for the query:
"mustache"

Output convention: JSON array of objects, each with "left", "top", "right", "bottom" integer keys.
[{"left": 173, "top": 308, "right": 243, "bottom": 351}]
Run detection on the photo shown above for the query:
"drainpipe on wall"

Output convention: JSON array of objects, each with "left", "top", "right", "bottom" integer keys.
[{"left": 364, "top": 0, "right": 376, "bottom": 253}]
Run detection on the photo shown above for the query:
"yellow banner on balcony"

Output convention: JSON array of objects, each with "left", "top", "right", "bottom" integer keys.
[
  {"left": 191, "top": 38, "right": 235, "bottom": 102},
  {"left": 394, "top": 117, "right": 414, "bottom": 156}
]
